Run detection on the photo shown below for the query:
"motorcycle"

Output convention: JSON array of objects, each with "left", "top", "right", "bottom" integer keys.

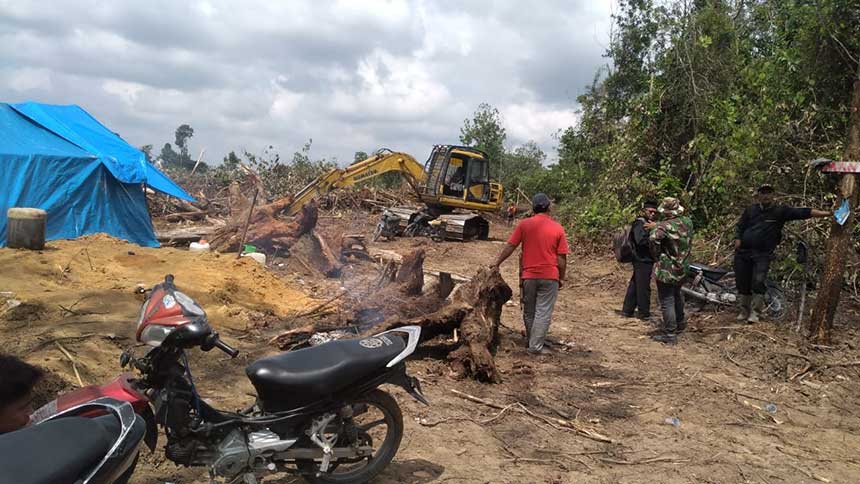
[
  {"left": 1, "top": 398, "right": 145, "bottom": 484},
  {"left": 32, "top": 275, "right": 428, "bottom": 484},
  {"left": 682, "top": 262, "right": 788, "bottom": 320},
  {"left": 371, "top": 209, "right": 402, "bottom": 242}
]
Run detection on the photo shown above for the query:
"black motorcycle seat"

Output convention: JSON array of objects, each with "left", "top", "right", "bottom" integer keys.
[
  {"left": 688, "top": 262, "right": 729, "bottom": 280},
  {"left": 0, "top": 414, "right": 125, "bottom": 484},
  {"left": 247, "top": 334, "right": 406, "bottom": 409}
]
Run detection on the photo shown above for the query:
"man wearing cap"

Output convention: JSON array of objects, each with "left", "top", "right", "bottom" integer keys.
[
  {"left": 650, "top": 197, "right": 693, "bottom": 344},
  {"left": 492, "top": 193, "right": 569, "bottom": 355},
  {"left": 621, "top": 201, "right": 659, "bottom": 320},
  {"left": 734, "top": 185, "right": 831, "bottom": 323}
]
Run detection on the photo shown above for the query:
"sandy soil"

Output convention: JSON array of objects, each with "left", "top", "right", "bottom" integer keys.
[{"left": 3, "top": 221, "right": 860, "bottom": 484}]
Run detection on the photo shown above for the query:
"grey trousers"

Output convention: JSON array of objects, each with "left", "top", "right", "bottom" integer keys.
[
  {"left": 656, "top": 280, "right": 685, "bottom": 334},
  {"left": 521, "top": 279, "right": 560, "bottom": 352}
]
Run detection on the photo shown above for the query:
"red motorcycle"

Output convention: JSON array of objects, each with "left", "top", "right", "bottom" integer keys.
[
  {"left": 33, "top": 275, "right": 427, "bottom": 484},
  {"left": 4, "top": 398, "right": 145, "bottom": 484}
]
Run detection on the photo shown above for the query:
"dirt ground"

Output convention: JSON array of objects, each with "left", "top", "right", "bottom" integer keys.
[{"left": 3, "top": 219, "right": 860, "bottom": 484}]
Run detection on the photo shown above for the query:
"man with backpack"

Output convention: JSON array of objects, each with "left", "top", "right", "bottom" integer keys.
[
  {"left": 620, "top": 201, "right": 659, "bottom": 321},
  {"left": 650, "top": 197, "right": 693, "bottom": 344},
  {"left": 734, "top": 184, "right": 832, "bottom": 323}
]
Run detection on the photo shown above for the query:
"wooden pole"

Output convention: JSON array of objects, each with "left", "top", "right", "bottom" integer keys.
[
  {"left": 236, "top": 189, "right": 259, "bottom": 259},
  {"left": 190, "top": 148, "right": 206, "bottom": 176},
  {"left": 808, "top": 61, "right": 860, "bottom": 343}
]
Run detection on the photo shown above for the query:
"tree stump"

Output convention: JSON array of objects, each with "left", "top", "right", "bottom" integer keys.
[{"left": 362, "top": 266, "right": 512, "bottom": 382}]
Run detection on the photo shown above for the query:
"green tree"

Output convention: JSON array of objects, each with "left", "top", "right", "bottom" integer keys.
[
  {"left": 158, "top": 143, "right": 180, "bottom": 167},
  {"left": 140, "top": 144, "right": 154, "bottom": 163},
  {"left": 502, "top": 140, "right": 546, "bottom": 190},
  {"left": 460, "top": 103, "right": 507, "bottom": 169},
  {"left": 174, "top": 124, "right": 194, "bottom": 159}
]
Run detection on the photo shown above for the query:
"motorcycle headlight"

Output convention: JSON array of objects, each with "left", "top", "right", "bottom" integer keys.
[{"left": 140, "top": 325, "right": 174, "bottom": 347}]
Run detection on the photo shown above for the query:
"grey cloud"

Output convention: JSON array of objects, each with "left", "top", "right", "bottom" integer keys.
[{"left": 0, "top": 0, "right": 614, "bottom": 165}]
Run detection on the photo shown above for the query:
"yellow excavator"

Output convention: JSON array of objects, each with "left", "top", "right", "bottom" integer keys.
[{"left": 284, "top": 145, "right": 503, "bottom": 240}]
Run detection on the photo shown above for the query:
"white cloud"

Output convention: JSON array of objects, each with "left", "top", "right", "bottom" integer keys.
[
  {"left": 5, "top": 67, "right": 52, "bottom": 92},
  {"left": 503, "top": 102, "right": 579, "bottom": 150}
]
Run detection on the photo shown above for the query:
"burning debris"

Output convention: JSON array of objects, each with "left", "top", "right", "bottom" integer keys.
[{"left": 272, "top": 249, "right": 513, "bottom": 383}]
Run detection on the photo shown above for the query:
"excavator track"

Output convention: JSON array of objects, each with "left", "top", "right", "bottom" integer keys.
[{"left": 383, "top": 206, "right": 489, "bottom": 241}]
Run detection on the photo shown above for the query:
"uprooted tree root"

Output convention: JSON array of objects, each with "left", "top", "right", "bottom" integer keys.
[
  {"left": 271, "top": 249, "right": 512, "bottom": 382},
  {"left": 208, "top": 199, "right": 318, "bottom": 253},
  {"left": 207, "top": 200, "right": 343, "bottom": 278}
]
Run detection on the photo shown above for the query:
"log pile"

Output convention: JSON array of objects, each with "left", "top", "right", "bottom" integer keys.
[{"left": 271, "top": 249, "right": 512, "bottom": 383}]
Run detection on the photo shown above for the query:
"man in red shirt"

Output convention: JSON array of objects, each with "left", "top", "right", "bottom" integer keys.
[{"left": 491, "top": 193, "right": 569, "bottom": 354}]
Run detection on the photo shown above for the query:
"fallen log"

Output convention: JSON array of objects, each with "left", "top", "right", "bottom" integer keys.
[
  {"left": 163, "top": 210, "right": 209, "bottom": 222},
  {"left": 309, "top": 231, "right": 343, "bottom": 277}
]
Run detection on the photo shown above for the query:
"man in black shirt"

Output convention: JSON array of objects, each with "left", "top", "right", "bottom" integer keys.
[
  {"left": 734, "top": 185, "right": 831, "bottom": 323},
  {"left": 621, "top": 201, "right": 658, "bottom": 320}
]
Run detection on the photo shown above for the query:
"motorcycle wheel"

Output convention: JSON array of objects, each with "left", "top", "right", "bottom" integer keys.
[
  {"left": 764, "top": 283, "right": 788, "bottom": 321},
  {"left": 299, "top": 389, "right": 403, "bottom": 484}
]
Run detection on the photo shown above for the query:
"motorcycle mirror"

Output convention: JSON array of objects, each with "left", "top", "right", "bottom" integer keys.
[{"left": 119, "top": 351, "right": 131, "bottom": 368}]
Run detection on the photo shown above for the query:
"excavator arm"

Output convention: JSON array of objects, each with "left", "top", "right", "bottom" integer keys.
[{"left": 284, "top": 149, "right": 427, "bottom": 216}]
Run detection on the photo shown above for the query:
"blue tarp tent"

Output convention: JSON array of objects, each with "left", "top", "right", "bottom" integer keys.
[{"left": 0, "top": 102, "right": 194, "bottom": 247}]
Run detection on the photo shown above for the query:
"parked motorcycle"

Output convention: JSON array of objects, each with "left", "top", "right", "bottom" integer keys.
[
  {"left": 682, "top": 262, "right": 788, "bottom": 320},
  {"left": 371, "top": 209, "right": 402, "bottom": 242},
  {"left": 2, "top": 398, "right": 145, "bottom": 484},
  {"left": 32, "top": 275, "right": 427, "bottom": 484}
]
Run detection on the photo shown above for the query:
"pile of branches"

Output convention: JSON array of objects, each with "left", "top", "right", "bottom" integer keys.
[
  {"left": 147, "top": 167, "right": 265, "bottom": 223},
  {"left": 319, "top": 187, "right": 412, "bottom": 213}
]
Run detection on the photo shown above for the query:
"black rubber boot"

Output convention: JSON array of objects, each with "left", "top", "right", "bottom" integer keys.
[{"left": 651, "top": 333, "right": 678, "bottom": 344}]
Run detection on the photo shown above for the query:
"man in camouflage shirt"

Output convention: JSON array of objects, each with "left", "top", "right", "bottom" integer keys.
[{"left": 649, "top": 197, "right": 693, "bottom": 344}]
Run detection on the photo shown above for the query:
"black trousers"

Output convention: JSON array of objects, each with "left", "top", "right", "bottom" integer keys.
[
  {"left": 734, "top": 250, "right": 772, "bottom": 295},
  {"left": 656, "top": 280, "right": 685, "bottom": 333},
  {"left": 622, "top": 262, "right": 653, "bottom": 317}
]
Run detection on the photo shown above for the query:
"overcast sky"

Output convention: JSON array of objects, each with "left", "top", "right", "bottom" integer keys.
[{"left": 0, "top": 1, "right": 615, "bottom": 166}]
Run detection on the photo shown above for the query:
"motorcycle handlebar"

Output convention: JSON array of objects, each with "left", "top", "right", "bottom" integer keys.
[{"left": 214, "top": 338, "right": 239, "bottom": 358}]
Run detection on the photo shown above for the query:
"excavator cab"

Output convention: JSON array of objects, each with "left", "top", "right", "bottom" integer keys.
[{"left": 421, "top": 145, "right": 501, "bottom": 210}]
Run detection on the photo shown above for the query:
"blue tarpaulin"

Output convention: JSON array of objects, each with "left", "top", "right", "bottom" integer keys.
[{"left": 0, "top": 102, "right": 195, "bottom": 247}]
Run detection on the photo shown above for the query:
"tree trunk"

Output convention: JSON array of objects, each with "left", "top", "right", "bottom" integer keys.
[
  {"left": 808, "top": 62, "right": 860, "bottom": 343},
  {"left": 308, "top": 231, "right": 343, "bottom": 277}
]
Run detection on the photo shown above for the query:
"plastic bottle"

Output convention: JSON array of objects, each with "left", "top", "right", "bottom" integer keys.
[
  {"left": 241, "top": 252, "right": 266, "bottom": 265},
  {"left": 189, "top": 239, "right": 210, "bottom": 253},
  {"left": 663, "top": 416, "right": 681, "bottom": 427}
]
